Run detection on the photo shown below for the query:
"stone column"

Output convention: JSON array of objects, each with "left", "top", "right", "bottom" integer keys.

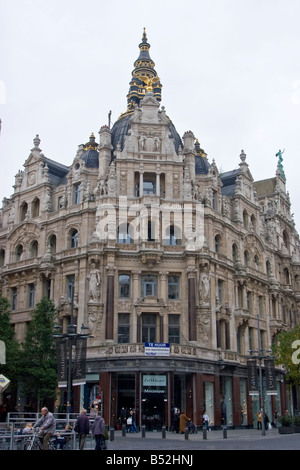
[
  {"left": 105, "top": 267, "right": 115, "bottom": 340},
  {"left": 187, "top": 266, "right": 197, "bottom": 341}
]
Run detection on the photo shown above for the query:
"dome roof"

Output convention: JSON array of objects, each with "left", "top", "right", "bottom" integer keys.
[
  {"left": 81, "top": 148, "right": 99, "bottom": 168},
  {"left": 80, "top": 133, "right": 99, "bottom": 168},
  {"left": 111, "top": 114, "right": 183, "bottom": 155}
]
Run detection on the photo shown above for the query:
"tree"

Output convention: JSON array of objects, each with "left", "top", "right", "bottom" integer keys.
[
  {"left": 20, "top": 298, "right": 58, "bottom": 409},
  {"left": 272, "top": 325, "right": 300, "bottom": 386},
  {"left": 0, "top": 291, "right": 21, "bottom": 397}
]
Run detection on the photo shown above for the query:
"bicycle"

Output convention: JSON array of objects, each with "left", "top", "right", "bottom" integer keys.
[{"left": 24, "top": 429, "right": 56, "bottom": 450}]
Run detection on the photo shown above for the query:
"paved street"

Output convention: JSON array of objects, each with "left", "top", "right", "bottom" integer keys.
[{"left": 87, "top": 427, "right": 300, "bottom": 451}]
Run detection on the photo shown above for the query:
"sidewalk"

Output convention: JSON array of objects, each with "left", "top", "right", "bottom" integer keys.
[{"left": 85, "top": 427, "right": 300, "bottom": 451}]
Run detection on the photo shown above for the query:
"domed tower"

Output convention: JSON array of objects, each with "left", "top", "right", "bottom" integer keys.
[
  {"left": 111, "top": 29, "right": 182, "bottom": 154},
  {"left": 80, "top": 133, "right": 99, "bottom": 168},
  {"left": 125, "top": 27, "right": 162, "bottom": 116}
]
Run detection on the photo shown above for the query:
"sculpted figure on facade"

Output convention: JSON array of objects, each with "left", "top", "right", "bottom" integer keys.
[
  {"left": 199, "top": 267, "right": 212, "bottom": 304},
  {"left": 87, "top": 263, "right": 101, "bottom": 302}
]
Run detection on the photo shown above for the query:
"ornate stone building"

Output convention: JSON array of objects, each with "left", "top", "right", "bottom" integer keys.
[{"left": 1, "top": 30, "right": 300, "bottom": 427}]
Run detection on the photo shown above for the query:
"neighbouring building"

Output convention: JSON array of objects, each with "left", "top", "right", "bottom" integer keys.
[{"left": 1, "top": 30, "right": 300, "bottom": 428}]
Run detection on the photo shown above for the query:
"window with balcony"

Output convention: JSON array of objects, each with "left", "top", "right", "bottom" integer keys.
[
  {"left": 142, "top": 313, "right": 157, "bottom": 343},
  {"left": 70, "top": 229, "right": 79, "bottom": 248}
]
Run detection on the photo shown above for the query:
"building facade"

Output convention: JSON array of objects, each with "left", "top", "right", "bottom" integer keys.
[{"left": 1, "top": 30, "right": 300, "bottom": 428}]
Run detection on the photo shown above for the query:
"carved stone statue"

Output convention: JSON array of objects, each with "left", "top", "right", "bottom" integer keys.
[
  {"left": 87, "top": 263, "right": 101, "bottom": 301},
  {"left": 199, "top": 267, "right": 211, "bottom": 304}
]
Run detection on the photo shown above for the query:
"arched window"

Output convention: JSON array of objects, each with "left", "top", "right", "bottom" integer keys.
[
  {"left": 215, "top": 234, "right": 221, "bottom": 253},
  {"left": 70, "top": 229, "right": 79, "bottom": 248},
  {"left": 283, "top": 230, "right": 289, "bottom": 252},
  {"left": 244, "top": 250, "right": 250, "bottom": 266},
  {"left": 243, "top": 210, "right": 249, "bottom": 230},
  {"left": 266, "top": 260, "right": 272, "bottom": 276},
  {"left": 232, "top": 243, "right": 238, "bottom": 263},
  {"left": 254, "top": 254, "right": 259, "bottom": 269},
  {"left": 165, "top": 225, "right": 181, "bottom": 246},
  {"left": 32, "top": 197, "right": 40, "bottom": 218},
  {"left": 15, "top": 244, "right": 24, "bottom": 261},
  {"left": 30, "top": 240, "right": 38, "bottom": 258},
  {"left": 20, "top": 202, "right": 28, "bottom": 221},
  {"left": 48, "top": 234, "right": 57, "bottom": 254}
]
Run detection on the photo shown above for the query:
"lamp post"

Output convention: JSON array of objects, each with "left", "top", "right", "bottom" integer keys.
[
  {"left": 249, "top": 314, "right": 273, "bottom": 436},
  {"left": 53, "top": 290, "right": 92, "bottom": 412}
]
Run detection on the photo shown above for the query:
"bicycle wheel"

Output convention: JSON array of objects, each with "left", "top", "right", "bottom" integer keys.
[{"left": 48, "top": 439, "right": 57, "bottom": 450}]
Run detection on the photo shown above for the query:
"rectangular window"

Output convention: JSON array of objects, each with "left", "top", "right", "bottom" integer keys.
[
  {"left": 143, "top": 180, "right": 156, "bottom": 195},
  {"left": 11, "top": 287, "right": 17, "bottom": 311},
  {"left": 67, "top": 275, "right": 75, "bottom": 301},
  {"left": 141, "top": 275, "right": 158, "bottom": 297},
  {"left": 168, "top": 275, "right": 180, "bottom": 300},
  {"left": 168, "top": 315, "right": 180, "bottom": 343},
  {"left": 142, "top": 313, "right": 157, "bottom": 343},
  {"left": 119, "top": 274, "right": 130, "bottom": 298},
  {"left": 28, "top": 283, "right": 35, "bottom": 308},
  {"left": 44, "top": 279, "right": 51, "bottom": 299},
  {"left": 118, "top": 313, "right": 130, "bottom": 343},
  {"left": 73, "top": 183, "right": 81, "bottom": 204}
]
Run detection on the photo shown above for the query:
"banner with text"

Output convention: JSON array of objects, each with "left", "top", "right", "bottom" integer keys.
[
  {"left": 56, "top": 339, "right": 67, "bottom": 388},
  {"left": 73, "top": 337, "right": 87, "bottom": 386}
]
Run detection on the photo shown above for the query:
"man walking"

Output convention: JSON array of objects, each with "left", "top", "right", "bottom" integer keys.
[{"left": 75, "top": 408, "right": 90, "bottom": 450}]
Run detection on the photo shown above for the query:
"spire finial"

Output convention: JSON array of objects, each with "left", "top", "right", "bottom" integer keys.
[{"left": 142, "top": 27, "right": 147, "bottom": 42}]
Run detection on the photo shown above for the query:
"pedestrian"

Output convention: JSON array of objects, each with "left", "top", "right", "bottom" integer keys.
[
  {"left": 264, "top": 412, "right": 270, "bottom": 430},
  {"left": 203, "top": 411, "right": 210, "bottom": 431},
  {"left": 273, "top": 409, "right": 279, "bottom": 428},
  {"left": 173, "top": 409, "right": 180, "bottom": 433},
  {"left": 33, "top": 407, "right": 56, "bottom": 450},
  {"left": 256, "top": 411, "right": 262, "bottom": 430},
  {"left": 179, "top": 411, "right": 190, "bottom": 433},
  {"left": 126, "top": 412, "right": 134, "bottom": 433},
  {"left": 92, "top": 411, "right": 105, "bottom": 450},
  {"left": 131, "top": 409, "right": 138, "bottom": 432},
  {"left": 75, "top": 408, "right": 90, "bottom": 450}
]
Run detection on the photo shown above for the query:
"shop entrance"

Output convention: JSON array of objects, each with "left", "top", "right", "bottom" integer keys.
[
  {"left": 142, "top": 374, "right": 167, "bottom": 430},
  {"left": 142, "top": 392, "right": 166, "bottom": 430}
]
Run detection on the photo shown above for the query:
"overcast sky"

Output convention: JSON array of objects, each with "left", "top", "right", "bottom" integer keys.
[{"left": 1, "top": 0, "right": 300, "bottom": 231}]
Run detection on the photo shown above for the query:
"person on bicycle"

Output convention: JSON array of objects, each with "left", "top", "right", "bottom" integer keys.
[{"left": 33, "top": 407, "right": 56, "bottom": 450}]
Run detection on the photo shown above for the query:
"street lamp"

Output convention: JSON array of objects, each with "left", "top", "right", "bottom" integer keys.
[
  {"left": 53, "top": 291, "right": 92, "bottom": 412},
  {"left": 248, "top": 314, "right": 273, "bottom": 436}
]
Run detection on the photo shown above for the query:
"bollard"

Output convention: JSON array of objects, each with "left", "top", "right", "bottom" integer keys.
[
  {"left": 142, "top": 425, "right": 146, "bottom": 438},
  {"left": 223, "top": 426, "right": 227, "bottom": 439},
  {"left": 110, "top": 427, "right": 115, "bottom": 441},
  {"left": 203, "top": 427, "right": 207, "bottom": 440},
  {"left": 184, "top": 427, "right": 189, "bottom": 440},
  {"left": 162, "top": 425, "right": 166, "bottom": 439},
  {"left": 122, "top": 423, "right": 126, "bottom": 437}
]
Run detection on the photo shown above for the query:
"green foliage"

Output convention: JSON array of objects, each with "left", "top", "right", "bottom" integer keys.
[
  {"left": 277, "top": 415, "right": 294, "bottom": 427},
  {"left": 272, "top": 325, "right": 300, "bottom": 386},
  {"left": 0, "top": 291, "right": 21, "bottom": 390},
  {"left": 20, "top": 298, "right": 58, "bottom": 408}
]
